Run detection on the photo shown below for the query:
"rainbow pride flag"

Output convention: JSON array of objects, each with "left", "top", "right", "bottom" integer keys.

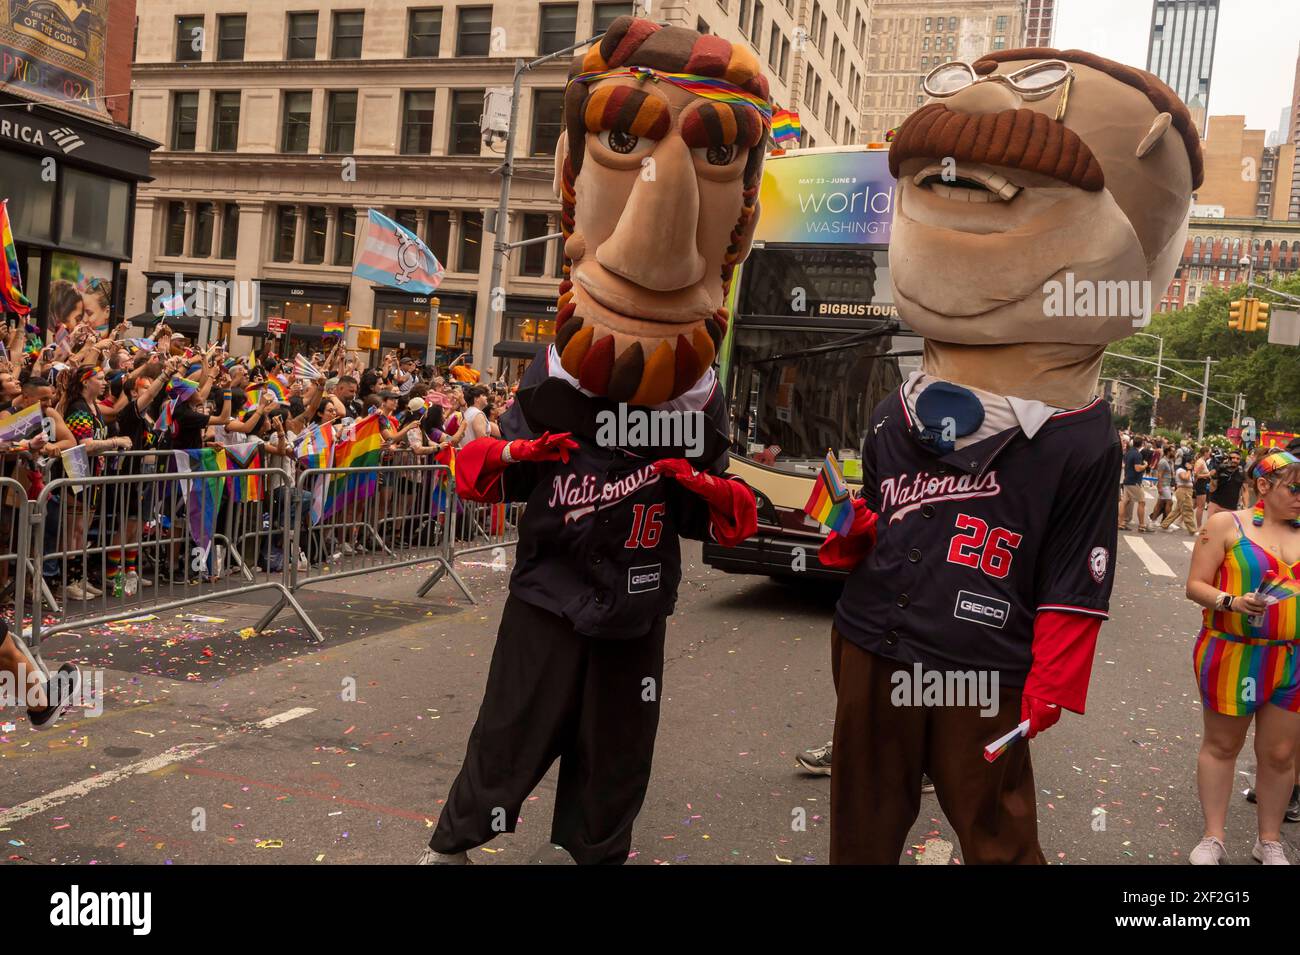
[
  {"left": 771, "top": 108, "right": 801, "bottom": 144},
  {"left": 983, "top": 720, "right": 1031, "bottom": 763},
  {"left": 323, "top": 322, "right": 345, "bottom": 341},
  {"left": 324, "top": 414, "right": 383, "bottom": 518},
  {"left": 1, "top": 199, "right": 31, "bottom": 317},
  {"left": 803, "top": 451, "right": 854, "bottom": 535},
  {"left": 224, "top": 442, "right": 264, "bottom": 502}
]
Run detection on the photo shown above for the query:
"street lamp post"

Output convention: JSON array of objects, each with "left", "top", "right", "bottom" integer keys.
[{"left": 1133, "top": 331, "right": 1163, "bottom": 434}]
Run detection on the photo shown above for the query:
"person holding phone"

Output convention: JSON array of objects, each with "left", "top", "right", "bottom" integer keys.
[{"left": 1185, "top": 449, "right": 1300, "bottom": 865}]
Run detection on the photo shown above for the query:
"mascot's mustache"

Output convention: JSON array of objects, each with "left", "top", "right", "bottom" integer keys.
[{"left": 888, "top": 102, "right": 1105, "bottom": 192}]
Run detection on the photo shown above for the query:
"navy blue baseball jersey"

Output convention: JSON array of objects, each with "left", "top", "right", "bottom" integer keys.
[
  {"left": 833, "top": 386, "right": 1121, "bottom": 686},
  {"left": 492, "top": 349, "right": 734, "bottom": 639}
]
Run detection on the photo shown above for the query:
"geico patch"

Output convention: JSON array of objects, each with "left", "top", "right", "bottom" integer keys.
[
  {"left": 953, "top": 590, "right": 1010, "bottom": 629},
  {"left": 628, "top": 563, "right": 662, "bottom": 594}
]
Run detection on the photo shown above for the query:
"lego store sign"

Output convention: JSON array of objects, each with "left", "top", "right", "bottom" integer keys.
[{"left": 1, "top": 0, "right": 107, "bottom": 116}]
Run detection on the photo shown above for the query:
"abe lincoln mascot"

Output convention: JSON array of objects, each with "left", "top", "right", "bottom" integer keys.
[
  {"left": 822, "top": 49, "right": 1202, "bottom": 863},
  {"left": 418, "top": 17, "right": 764, "bottom": 865}
]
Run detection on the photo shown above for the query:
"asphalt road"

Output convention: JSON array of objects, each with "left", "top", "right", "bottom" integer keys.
[{"left": 0, "top": 511, "right": 1285, "bottom": 866}]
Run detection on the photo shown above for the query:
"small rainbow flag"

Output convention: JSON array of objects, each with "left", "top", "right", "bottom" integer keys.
[
  {"left": 1258, "top": 572, "right": 1300, "bottom": 604},
  {"left": 803, "top": 451, "right": 854, "bottom": 535},
  {"left": 1, "top": 199, "right": 32, "bottom": 317},
  {"left": 247, "top": 378, "right": 287, "bottom": 407},
  {"left": 323, "top": 322, "right": 345, "bottom": 341},
  {"left": 983, "top": 720, "right": 1031, "bottom": 763},
  {"left": 771, "top": 108, "right": 801, "bottom": 144}
]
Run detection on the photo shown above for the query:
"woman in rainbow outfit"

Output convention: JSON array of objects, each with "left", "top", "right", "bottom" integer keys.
[{"left": 1185, "top": 449, "right": 1300, "bottom": 865}]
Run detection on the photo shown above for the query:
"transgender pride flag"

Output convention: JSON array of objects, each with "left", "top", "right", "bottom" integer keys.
[{"left": 353, "top": 209, "right": 445, "bottom": 294}]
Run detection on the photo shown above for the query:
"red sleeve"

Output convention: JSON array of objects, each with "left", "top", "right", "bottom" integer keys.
[
  {"left": 453, "top": 436, "right": 508, "bottom": 503},
  {"left": 1022, "top": 610, "right": 1102, "bottom": 714},
  {"left": 817, "top": 499, "right": 878, "bottom": 570},
  {"left": 705, "top": 477, "right": 758, "bottom": 547}
]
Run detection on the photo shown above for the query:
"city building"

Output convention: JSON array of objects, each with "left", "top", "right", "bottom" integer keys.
[
  {"left": 1195, "top": 115, "right": 1294, "bottom": 220},
  {"left": 858, "top": 0, "right": 1034, "bottom": 142},
  {"left": 124, "top": 0, "right": 871, "bottom": 377},
  {"left": 1287, "top": 41, "right": 1300, "bottom": 219},
  {"left": 0, "top": 0, "right": 156, "bottom": 331},
  {"left": 1158, "top": 216, "right": 1300, "bottom": 312},
  {"left": 1145, "top": 0, "right": 1219, "bottom": 136},
  {"left": 1022, "top": 0, "right": 1055, "bottom": 48}
]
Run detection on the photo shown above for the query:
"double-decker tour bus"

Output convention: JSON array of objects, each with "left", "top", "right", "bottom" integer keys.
[{"left": 703, "top": 145, "right": 922, "bottom": 580}]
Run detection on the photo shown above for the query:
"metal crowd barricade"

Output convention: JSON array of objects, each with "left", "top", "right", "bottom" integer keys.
[
  {"left": 289, "top": 458, "right": 472, "bottom": 603},
  {"left": 0, "top": 472, "right": 39, "bottom": 674},
  {"left": 25, "top": 459, "right": 323, "bottom": 651}
]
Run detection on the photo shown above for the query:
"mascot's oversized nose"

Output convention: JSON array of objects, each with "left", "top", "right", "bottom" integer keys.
[{"left": 595, "top": 136, "right": 708, "bottom": 291}]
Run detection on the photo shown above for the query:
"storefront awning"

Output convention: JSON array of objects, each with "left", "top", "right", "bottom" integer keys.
[{"left": 492, "top": 340, "right": 547, "bottom": 360}]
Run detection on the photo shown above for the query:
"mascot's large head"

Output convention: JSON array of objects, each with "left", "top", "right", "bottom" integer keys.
[
  {"left": 553, "top": 16, "right": 771, "bottom": 404},
  {"left": 888, "top": 49, "right": 1203, "bottom": 405}
]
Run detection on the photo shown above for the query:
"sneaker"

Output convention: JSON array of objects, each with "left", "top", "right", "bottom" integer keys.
[
  {"left": 1253, "top": 839, "right": 1290, "bottom": 865},
  {"left": 1188, "top": 836, "right": 1228, "bottom": 865},
  {"left": 28, "top": 663, "right": 83, "bottom": 731},
  {"left": 795, "top": 741, "right": 833, "bottom": 775},
  {"left": 415, "top": 847, "right": 469, "bottom": 865},
  {"left": 1118, "top": 524, "right": 1131, "bottom": 532},
  {"left": 341, "top": 542, "right": 355, "bottom": 556},
  {"left": 1287, "top": 786, "right": 1300, "bottom": 824},
  {"left": 1245, "top": 786, "right": 1258, "bottom": 804},
  {"left": 64, "top": 579, "right": 93, "bottom": 600},
  {"left": 1166, "top": 525, "right": 1181, "bottom": 533},
  {"left": 83, "top": 578, "right": 103, "bottom": 597},
  {"left": 921, "top": 772, "right": 936, "bottom": 794}
]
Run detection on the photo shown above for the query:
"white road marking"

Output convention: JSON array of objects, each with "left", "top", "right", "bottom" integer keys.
[
  {"left": 918, "top": 837, "right": 953, "bottom": 865},
  {"left": 0, "top": 706, "right": 316, "bottom": 825},
  {"left": 1185, "top": 541, "right": 1196, "bottom": 552},
  {"left": 1123, "top": 535, "right": 1176, "bottom": 577}
]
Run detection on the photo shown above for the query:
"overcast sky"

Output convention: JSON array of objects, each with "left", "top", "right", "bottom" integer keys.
[{"left": 1054, "top": 0, "right": 1299, "bottom": 134}]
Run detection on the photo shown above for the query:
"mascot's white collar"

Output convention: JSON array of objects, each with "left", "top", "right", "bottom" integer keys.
[
  {"left": 544, "top": 344, "right": 717, "bottom": 412},
  {"left": 903, "top": 370, "right": 1062, "bottom": 444}
]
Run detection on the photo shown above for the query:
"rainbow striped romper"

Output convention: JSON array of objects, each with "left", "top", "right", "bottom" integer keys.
[{"left": 1193, "top": 515, "right": 1300, "bottom": 715}]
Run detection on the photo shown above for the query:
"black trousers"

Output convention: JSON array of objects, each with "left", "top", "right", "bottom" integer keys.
[{"left": 430, "top": 594, "right": 666, "bottom": 864}]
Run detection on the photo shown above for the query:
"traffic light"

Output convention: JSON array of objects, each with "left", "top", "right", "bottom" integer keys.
[
  {"left": 1254, "top": 299, "right": 1270, "bottom": 333},
  {"left": 1228, "top": 298, "right": 1246, "bottom": 330}
]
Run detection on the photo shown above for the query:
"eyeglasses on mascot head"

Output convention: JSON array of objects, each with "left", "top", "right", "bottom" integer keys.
[
  {"left": 552, "top": 16, "right": 773, "bottom": 405},
  {"left": 888, "top": 49, "right": 1204, "bottom": 404}
]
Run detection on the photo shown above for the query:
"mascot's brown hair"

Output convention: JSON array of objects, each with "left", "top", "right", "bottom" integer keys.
[
  {"left": 888, "top": 47, "right": 1204, "bottom": 407},
  {"left": 553, "top": 16, "right": 772, "bottom": 405}
]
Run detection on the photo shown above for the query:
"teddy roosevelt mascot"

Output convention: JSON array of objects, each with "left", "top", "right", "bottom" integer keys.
[
  {"left": 820, "top": 49, "right": 1202, "bottom": 864},
  {"left": 418, "top": 17, "right": 764, "bottom": 866}
]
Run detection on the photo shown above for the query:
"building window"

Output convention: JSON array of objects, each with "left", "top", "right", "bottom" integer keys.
[
  {"left": 427, "top": 211, "right": 450, "bottom": 264},
  {"left": 948, "top": 16, "right": 956, "bottom": 30},
  {"left": 593, "top": 2, "right": 633, "bottom": 34},
  {"left": 303, "top": 206, "right": 328, "bottom": 264},
  {"left": 325, "top": 91, "right": 358, "bottom": 153},
  {"left": 401, "top": 91, "right": 436, "bottom": 155},
  {"left": 274, "top": 206, "right": 297, "bottom": 262},
  {"left": 220, "top": 204, "right": 239, "bottom": 259},
  {"left": 924, "top": 17, "right": 931, "bottom": 30},
  {"left": 531, "top": 89, "right": 565, "bottom": 156},
  {"left": 995, "top": 15, "right": 1008, "bottom": 31},
  {"left": 520, "top": 213, "right": 549, "bottom": 276},
  {"left": 175, "top": 15, "right": 203, "bottom": 61},
  {"left": 211, "top": 91, "right": 241, "bottom": 152},
  {"left": 217, "top": 14, "right": 245, "bottom": 60},
  {"left": 287, "top": 12, "right": 319, "bottom": 59},
  {"left": 281, "top": 91, "right": 312, "bottom": 152},
  {"left": 164, "top": 201, "right": 186, "bottom": 257},
  {"left": 192, "top": 202, "right": 215, "bottom": 257},
  {"left": 456, "top": 6, "right": 492, "bottom": 55},
  {"left": 752, "top": 1, "right": 764, "bottom": 49},
  {"left": 332, "top": 10, "right": 364, "bottom": 59},
  {"left": 539, "top": 4, "right": 578, "bottom": 55},
  {"left": 408, "top": 8, "right": 442, "bottom": 56},
  {"left": 171, "top": 91, "right": 198, "bottom": 150},
  {"left": 335, "top": 208, "right": 357, "bottom": 266},
  {"left": 992, "top": 36, "right": 1005, "bottom": 50},
  {"left": 459, "top": 211, "right": 483, "bottom": 272},
  {"left": 395, "top": 209, "right": 420, "bottom": 233},
  {"left": 923, "top": 37, "right": 929, "bottom": 50},
  {"left": 450, "top": 90, "right": 484, "bottom": 155}
]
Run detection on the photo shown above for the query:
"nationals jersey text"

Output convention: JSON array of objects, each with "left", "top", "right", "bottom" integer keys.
[{"left": 833, "top": 387, "right": 1121, "bottom": 685}]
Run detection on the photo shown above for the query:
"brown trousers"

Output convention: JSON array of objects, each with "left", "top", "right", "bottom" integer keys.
[{"left": 829, "top": 629, "right": 1046, "bottom": 864}]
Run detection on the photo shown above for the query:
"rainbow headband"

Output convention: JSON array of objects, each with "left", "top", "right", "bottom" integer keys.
[
  {"left": 569, "top": 66, "right": 773, "bottom": 126},
  {"left": 1253, "top": 450, "right": 1300, "bottom": 479}
]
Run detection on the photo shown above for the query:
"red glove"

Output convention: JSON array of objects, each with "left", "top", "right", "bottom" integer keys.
[
  {"left": 1020, "top": 695, "right": 1061, "bottom": 739},
  {"left": 1019, "top": 609, "right": 1103, "bottom": 738},
  {"left": 818, "top": 498, "right": 878, "bottom": 570},
  {"left": 506, "top": 431, "right": 578, "bottom": 464},
  {"left": 652, "top": 458, "right": 758, "bottom": 547}
]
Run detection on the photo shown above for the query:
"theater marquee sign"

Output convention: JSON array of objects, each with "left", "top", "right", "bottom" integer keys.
[{"left": 0, "top": 0, "right": 107, "bottom": 117}]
